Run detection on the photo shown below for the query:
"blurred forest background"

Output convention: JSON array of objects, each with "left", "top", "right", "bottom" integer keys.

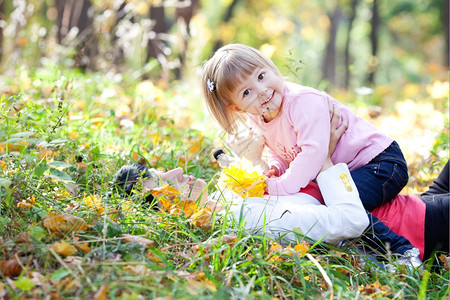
[
  {"left": 0, "top": 0, "right": 447, "bottom": 85},
  {"left": 0, "top": 0, "right": 448, "bottom": 168},
  {"left": 0, "top": 1, "right": 449, "bottom": 297}
]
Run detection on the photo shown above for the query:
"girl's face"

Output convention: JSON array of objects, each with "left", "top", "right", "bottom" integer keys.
[
  {"left": 231, "top": 67, "right": 285, "bottom": 122},
  {"left": 143, "top": 168, "right": 208, "bottom": 204}
]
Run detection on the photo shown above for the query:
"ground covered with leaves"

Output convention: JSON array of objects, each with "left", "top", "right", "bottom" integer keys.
[{"left": 0, "top": 64, "right": 449, "bottom": 299}]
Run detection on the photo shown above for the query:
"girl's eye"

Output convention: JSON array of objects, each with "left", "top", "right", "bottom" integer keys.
[
  {"left": 258, "top": 73, "right": 265, "bottom": 80},
  {"left": 243, "top": 89, "right": 250, "bottom": 97}
]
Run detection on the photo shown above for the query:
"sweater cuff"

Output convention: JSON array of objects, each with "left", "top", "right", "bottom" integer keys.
[{"left": 267, "top": 177, "right": 290, "bottom": 196}]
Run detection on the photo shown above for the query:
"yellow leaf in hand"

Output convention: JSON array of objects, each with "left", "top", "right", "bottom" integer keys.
[{"left": 219, "top": 158, "right": 266, "bottom": 199}]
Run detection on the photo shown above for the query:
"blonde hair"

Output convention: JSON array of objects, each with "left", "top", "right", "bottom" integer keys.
[{"left": 201, "top": 44, "right": 283, "bottom": 133}]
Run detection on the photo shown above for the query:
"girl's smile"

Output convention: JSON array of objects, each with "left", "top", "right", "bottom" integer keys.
[{"left": 232, "top": 68, "right": 284, "bottom": 122}]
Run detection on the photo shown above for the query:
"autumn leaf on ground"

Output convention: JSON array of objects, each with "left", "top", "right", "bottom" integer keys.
[
  {"left": 15, "top": 232, "right": 30, "bottom": 244},
  {"left": 74, "top": 242, "right": 91, "bottom": 254},
  {"left": 152, "top": 184, "right": 210, "bottom": 224},
  {"left": 82, "top": 195, "right": 104, "bottom": 215},
  {"left": 175, "top": 270, "right": 206, "bottom": 281},
  {"left": 293, "top": 241, "right": 310, "bottom": 256},
  {"left": 63, "top": 256, "right": 83, "bottom": 269},
  {"left": 439, "top": 254, "right": 449, "bottom": 271},
  {"left": 0, "top": 257, "right": 23, "bottom": 277},
  {"left": 150, "top": 184, "right": 180, "bottom": 202},
  {"left": 358, "top": 280, "right": 391, "bottom": 297},
  {"left": 43, "top": 212, "right": 88, "bottom": 236},
  {"left": 121, "top": 234, "right": 155, "bottom": 248},
  {"left": 93, "top": 284, "right": 108, "bottom": 300},
  {"left": 190, "top": 207, "right": 213, "bottom": 229},
  {"left": 51, "top": 241, "right": 78, "bottom": 256},
  {"left": 17, "top": 195, "right": 36, "bottom": 209},
  {"left": 123, "top": 264, "right": 156, "bottom": 276},
  {"left": 192, "top": 233, "right": 237, "bottom": 253}
]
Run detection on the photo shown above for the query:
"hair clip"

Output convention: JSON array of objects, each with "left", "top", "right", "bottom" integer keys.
[{"left": 207, "top": 78, "right": 216, "bottom": 92}]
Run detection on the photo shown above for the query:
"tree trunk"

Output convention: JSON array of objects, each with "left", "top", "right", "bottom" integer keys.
[
  {"left": 213, "top": 0, "right": 239, "bottom": 52},
  {"left": 368, "top": 0, "right": 379, "bottom": 84},
  {"left": 56, "top": 0, "right": 95, "bottom": 70},
  {"left": 175, "top": 0, "right": 200, "bottom": 79},
  {"left": 0, "top": 0, "right": 3, "bottom": 63},
  {"left": 146, "top": 5, "right": 167, "bottom": 61},
  {"left": 322, "top": 4, "right": 342, "bottom": 85},
  {"left": 443, "top": 0, "right": 449, "bottom": 65},
  {"left": 344, "top": 0, "right": 358, "bottom": 89}
]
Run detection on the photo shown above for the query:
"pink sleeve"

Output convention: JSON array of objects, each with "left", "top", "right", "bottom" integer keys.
[
  {"left": 266, "top": 145, "right": 289, "bottom": 174},
  {"left": 267, "top": 92, "right": 331, "bottom": 195}
]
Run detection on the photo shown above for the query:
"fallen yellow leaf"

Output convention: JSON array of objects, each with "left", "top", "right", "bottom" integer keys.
[
  {"left": 192, "top": 233, "right": 237, "bottom": 252},
  {"left": 358, "top": 280, "right": 391, "bottom": 296},
  {"left": 43, "top": 212, "right": 88, "bottom": 236},
  {"left": 74, "top": 242, "right": 90, "bottom": 254},
  {"left": 51, "top": 241, "right": 77, "bottom": 256},
  {"left": 121, "top": 234, "right": 155, "bottom": 248},
  {"left": 82, "top": 195, "right": 104, "bottom": 215},
  {"left": 93, "top": 284, "right": 108, "bottom": 300}
]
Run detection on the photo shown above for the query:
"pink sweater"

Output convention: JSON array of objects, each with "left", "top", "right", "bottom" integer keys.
[{"left": 250, "top": 82, "right": 393, "bottom": 195}]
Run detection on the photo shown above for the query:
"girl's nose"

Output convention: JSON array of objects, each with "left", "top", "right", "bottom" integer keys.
[{"left": 259, "top": 88, "right": 268, "bottom": 98}]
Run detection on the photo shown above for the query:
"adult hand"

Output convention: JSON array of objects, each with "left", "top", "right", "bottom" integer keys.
[
  {"left": 321, "top": 101, "right": 348, "bottom": 172},
  {"left": 327, "top": 100, "right": 348, "bottom": 157}
]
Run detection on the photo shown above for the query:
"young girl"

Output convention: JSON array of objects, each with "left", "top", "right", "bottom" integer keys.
[{"left": 201, "top": 43, "right": 413, "bottom": 256}]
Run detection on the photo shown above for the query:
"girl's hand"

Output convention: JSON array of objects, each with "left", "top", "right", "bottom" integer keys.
[{"left": 265, "top": 166, "right": 279, "bottom": 178}]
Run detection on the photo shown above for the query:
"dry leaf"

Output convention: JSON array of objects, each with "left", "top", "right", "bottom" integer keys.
[
  {"left": 15, "top": 232, "right": 30, "bottom": 243},
  {"left": 123, "top": 264, "right": 154, "bottom": 276},
  {"left": 192, "top": 233, "right": 237, "bottom": 252},
  {"left": 17, "top": 195, "right": 36, "bottom": 209},
  {"left": 63, "top": 256, "right": 83, "bottom": 269},
  {"left": 51, "top": 241, "right": 77, "bottom": 256},
  {"left": 93, "top": 284, "right": 108, "bottom": 300},
  {"left": 439, "top": 254, "right": 449, "bottom": 271},
  {"left": 0, "top": 257, "right": 22, "bottom": 277},
  {"left": 82, "top": 195, "right": 104, "bottom": 215},
  {"left": 61, "top": 278, "right": 81, "bottom": 290},
  {"left": 293, "top": 241, "right": 310, "bottom": 256},
  {"left": 75, "top": 242, "right": 91, "bottom": 254},
  {"left": 190, "top": 207, "right": 212, "bottom": 229},
  {"left": 358, "top": 280, "right": 391, "bottom": 296},
  {"left": 43, "top": 212, "right": 88, "bottom": 236},
  {"left": 150, "top": 184, "right": 180, "bottom": 201},
  {"left": 121, "top": 234, "right": 155, "bottom": 248},
  {"left": 0, "top": 282, "right": 6, "bottom": 298}
]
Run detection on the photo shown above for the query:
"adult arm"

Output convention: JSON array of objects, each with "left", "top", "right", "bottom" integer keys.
[{"left": 232, "top": 163, "right": 369, "bottom": 245}]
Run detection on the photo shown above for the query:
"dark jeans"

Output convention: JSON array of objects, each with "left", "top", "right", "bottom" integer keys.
[
  {"left": 420, "top": 161, "right": 449, "bottom": 260},
  {"left": 351, "top": 141, "right": 413, "bottom": 255}
]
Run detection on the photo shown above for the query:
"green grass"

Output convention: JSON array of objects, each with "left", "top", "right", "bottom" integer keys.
[{"left": 0, "top": 65, "right": 448, "bottom": 299}]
